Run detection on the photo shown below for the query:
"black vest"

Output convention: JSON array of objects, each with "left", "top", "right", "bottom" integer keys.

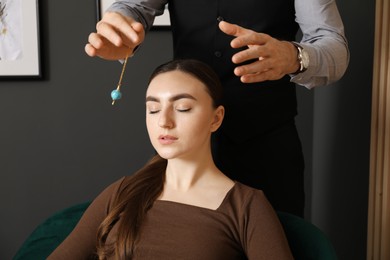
[{"left": 168, "top": 0, "right": 299, "bottom": 142}]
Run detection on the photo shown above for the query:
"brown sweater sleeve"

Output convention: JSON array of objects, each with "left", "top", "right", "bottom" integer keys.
[
  {"left": 47, "top": 177, "right": 125, "bottom": 260},
  {"left": 243, "top": 190, "right": 294, "bottom": 260}
]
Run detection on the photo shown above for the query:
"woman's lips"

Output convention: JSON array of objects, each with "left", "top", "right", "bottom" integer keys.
[{"left": 158, "top": 135, "right": 178, "bottom": 145}]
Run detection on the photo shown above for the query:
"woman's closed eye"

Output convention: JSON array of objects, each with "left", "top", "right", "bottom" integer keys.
[
  {"left": 148, "top": 109, "right": 160, "bottom": 114},
  {"left": 146, "top": 104, "right": 161, "bottom": 114},
  {"left": 175, "top": 101, "right": 193, "bottom": 112},
  {"left": 176, "top": 107, "right": 192, "bottom": 112}
]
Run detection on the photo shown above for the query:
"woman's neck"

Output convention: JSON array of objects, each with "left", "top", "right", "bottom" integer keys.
[
  {"left": 164, "top": 156, "right": 220, "bottom": 191},
  {"left": 159, "top": 154, "right": 235, "bottom": 210}
]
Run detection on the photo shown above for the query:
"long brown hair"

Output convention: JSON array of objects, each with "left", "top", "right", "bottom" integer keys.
[{"left": 96, "top": 59, "right": 223, "bottom": 259}]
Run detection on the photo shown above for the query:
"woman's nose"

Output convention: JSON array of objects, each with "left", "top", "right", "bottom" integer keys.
[{"left": 158, "top": 110, "right": 174, "bottom": 128}]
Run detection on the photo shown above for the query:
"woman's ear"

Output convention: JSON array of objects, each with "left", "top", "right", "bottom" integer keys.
[{"left": 211, "top": 106, "right": 225, "bottom": 132}]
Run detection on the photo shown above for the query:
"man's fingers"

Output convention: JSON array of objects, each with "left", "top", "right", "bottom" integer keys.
[
  {"left": 88, "top": 33, "right": 105, "bottom": 49},
  {"left": 86, "top": 34, "right": 130, "bottom": 60},
  {"left": 240, "top": 72, "right": 269, "bottom": 83},
  {"left": 96, "top": 22, "right": 123, "bottom": 47},
  {"left": 239, "top": 69, "right": 284, "bottom": 83},
  {"left": 85, "top": 43, "right": 97, "bottom": 57},
  {"left": 232, "top": 34, "right": 268, "bottom": 49},
  {"left": 232, "top": 45, "right": 267, "bottom": 64},
  {"left": 98, "top": 12, "right": 144, "bottom": 47},
  {"left": 219, "top": 21, "right": 268, "bottom": 48},
  {"left": 218, "top": 21, "right": 245, "bottom": 37},
  {"left": 219, "top": 20, "right": 294, "bottom": 83},
  {"left": 234, "top": 59, "right": 269, "bottom": 76}
]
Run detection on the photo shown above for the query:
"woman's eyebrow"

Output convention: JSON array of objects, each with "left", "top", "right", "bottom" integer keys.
[
  {"left": 146, "top": 93, "right": 197, "bottom": 102},
  {"left": 145, "top": 96, "right": 159, "bottom": 102}
]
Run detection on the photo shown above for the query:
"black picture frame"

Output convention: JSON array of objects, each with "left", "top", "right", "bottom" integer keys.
[
  {"left": 96, "top": 0, "right": 170, "bottom": 29},
  {"left": 0, "top": 0, "right": 42, "bottom": 78}
]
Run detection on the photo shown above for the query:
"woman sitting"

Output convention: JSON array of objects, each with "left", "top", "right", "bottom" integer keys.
[{"left": 48, "top": 59, "right": 293, "bottom": 259}]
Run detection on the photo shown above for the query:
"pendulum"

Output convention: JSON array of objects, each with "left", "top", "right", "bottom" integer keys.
[
  {"left": 111, "top": 53, "right": 130, "bottom": 105},
  {"left": 111, "top": 53, "right": 129, "bottom": 105}
]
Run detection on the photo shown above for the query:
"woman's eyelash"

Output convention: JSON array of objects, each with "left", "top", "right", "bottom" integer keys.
[
  {"left": 147, "top": 108, "right": 191, "bottom": 113},
  {"left": 177, "top": 108, "right": 191, "bottom": 112}
]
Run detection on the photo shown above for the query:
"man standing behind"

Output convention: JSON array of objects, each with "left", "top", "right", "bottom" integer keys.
[{"left": 85, "top": 0, "right": 349, "bottom": 217}]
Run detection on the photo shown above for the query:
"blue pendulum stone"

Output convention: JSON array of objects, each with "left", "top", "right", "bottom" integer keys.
[{"left": 111, "top": 89, "right": 122, "bottom": 101}]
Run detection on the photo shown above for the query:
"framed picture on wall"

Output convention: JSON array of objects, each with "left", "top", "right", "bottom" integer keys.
[
  {"left": 96, "top": 0, "right": 170, "bottom": 28},
  {"left": 0, "top": 0, "right": 41, "bottom": 78}
]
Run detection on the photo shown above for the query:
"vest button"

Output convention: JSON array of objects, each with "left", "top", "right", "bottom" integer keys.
[
  {"left": 217, "top": 16, "right": 224, "bottom": 22},
  {"left": 214, "top": 51, "right": 222, "bottom": 58}
]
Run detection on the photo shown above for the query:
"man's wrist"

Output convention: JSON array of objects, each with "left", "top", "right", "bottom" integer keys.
[{"left": 291, "top": 42, "right": 309, "bottom": 74}]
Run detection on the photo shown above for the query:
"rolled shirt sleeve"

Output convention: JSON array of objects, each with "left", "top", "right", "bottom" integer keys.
[
  {"left": 106, "top": 0, "right": 167, "bottom": 32},
  {"left": 291, "top": 0, "right": 350, "bottom": 89}
]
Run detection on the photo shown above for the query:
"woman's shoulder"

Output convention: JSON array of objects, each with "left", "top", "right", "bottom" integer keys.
[
  {"left": 100, "top": 176, "right": 128, "bottom": 198},
  {"left": 89, "top": 176, "right": 128, "bottom": 213},
  {"left": 218, "top": 182, "right": 279, "bottom": 233},
  {"left": 221, "top": 182, "right": 268, "bottom": 210},
  {"left": 231, "top": 182, "right": 266, "bottom": 199}
]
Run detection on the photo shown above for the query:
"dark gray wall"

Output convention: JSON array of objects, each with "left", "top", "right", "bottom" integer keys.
[
  {"left": 309, "top": 0, "right": 374, "bottom": 259},
  {"left": 0, "top": 0, "right": 374, "bottom": 259}
]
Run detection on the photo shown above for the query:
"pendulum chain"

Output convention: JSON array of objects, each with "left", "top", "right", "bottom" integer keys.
[{"left": 111, "top": 53, "right": 130, "bottom": 105}]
